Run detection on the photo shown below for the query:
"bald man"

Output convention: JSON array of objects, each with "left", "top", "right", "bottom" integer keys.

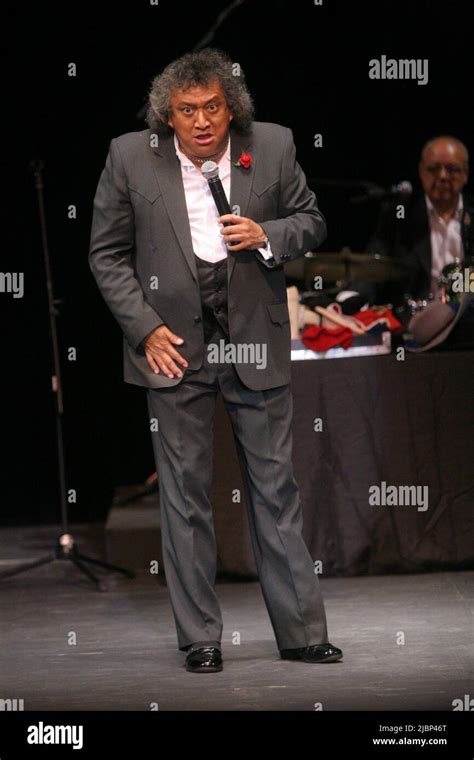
[{"left": 368, "top": 135, "right": 473, "bottom": 303}]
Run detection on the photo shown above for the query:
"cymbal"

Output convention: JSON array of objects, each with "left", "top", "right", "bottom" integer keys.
[
  {"left": 302, "top": 251, "right": 407, "bottom": 284},
  {"left": 306, "top": 251, "right": 394, "bottom": 263},
  {"left": 282, "top": 257, "right": 306, "bottom": 281}
]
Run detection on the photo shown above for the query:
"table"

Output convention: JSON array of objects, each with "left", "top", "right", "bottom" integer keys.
[{"left": 211, "top": 350, "right": 474, "bottom": 577}]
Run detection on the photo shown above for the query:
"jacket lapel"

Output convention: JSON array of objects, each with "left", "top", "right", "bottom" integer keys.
[
  {"left": 149, "top": 124, "right": 256, "bottom": 286},
  {"left": 228, "top": 125, "right": 255, "bottom": 284},
  {"left": 149, "top": 129, "right": 198, "bottom": 281},
  {"left": 411, "top": 196, "right": 432, "bottom": 283}
]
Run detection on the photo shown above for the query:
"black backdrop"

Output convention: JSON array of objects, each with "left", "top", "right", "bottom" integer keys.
[{"left": 3, "top": 0, "right": 473, "bottom": 525}]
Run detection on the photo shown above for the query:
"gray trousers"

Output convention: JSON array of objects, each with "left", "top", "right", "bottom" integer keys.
[{"left": 146, "top": 256, "right": 329, "bottom": 652}]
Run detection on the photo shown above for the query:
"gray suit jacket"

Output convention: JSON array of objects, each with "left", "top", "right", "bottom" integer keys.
[{"left": 89, "top": 121, "right": 327, "bottom": 390}]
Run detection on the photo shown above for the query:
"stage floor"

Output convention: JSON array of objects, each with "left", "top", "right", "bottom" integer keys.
[{"left": 0, "top": 523, "right": 472, "bottom": 711}]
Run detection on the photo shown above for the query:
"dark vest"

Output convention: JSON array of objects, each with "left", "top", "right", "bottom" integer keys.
[{"left": 195, "top": 255, "right": 230, "bottom": 342}]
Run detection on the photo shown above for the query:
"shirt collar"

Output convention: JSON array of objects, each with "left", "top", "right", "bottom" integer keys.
[
  {"left": 425, "top": 193, "right": 463, "bottom": 220},
  {"left": 173, "top": 131, "right": 231, "bottom": 169}
]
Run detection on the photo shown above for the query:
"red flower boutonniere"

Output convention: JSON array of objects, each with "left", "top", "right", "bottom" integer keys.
[{"left": 234, "top": 150, "right": 252, "bottom": 169}]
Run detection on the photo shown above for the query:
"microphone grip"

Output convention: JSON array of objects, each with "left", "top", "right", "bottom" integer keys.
[{"left": 208, "top": 176, "right": 232, "bottom": 221}]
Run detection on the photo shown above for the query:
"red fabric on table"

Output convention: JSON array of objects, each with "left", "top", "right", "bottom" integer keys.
[
  {"left": 354, "top": 308, "right": 403, "bottom": 333},
  {"left": 301, "top": 325, "right": 354, "bottom": 352}
]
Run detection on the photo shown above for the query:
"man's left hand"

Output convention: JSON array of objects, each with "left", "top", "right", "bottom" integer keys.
[{"left": 218, "top": 214, "right": 267, "bottom": 251}]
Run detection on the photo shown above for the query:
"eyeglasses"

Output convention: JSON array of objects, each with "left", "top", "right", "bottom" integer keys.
[{"left": 423, "top": 163, "right": 466, "bottom": 176}]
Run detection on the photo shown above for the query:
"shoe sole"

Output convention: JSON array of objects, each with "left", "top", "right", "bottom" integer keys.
[
  {"left": 186, "top": 665, "right": 223, "bottom": 673},
  {"left": 281, "top": 653, "right": 343, "bottom": 663}
]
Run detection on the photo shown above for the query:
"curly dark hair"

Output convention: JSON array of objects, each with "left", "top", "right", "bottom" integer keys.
[{"left": 146, "top": 47, "right": 255, "bottom": 134}]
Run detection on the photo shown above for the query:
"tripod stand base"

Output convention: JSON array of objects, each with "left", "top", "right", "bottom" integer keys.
[{"left": 0, "top": 533, "right": 135, "bottom": 592}]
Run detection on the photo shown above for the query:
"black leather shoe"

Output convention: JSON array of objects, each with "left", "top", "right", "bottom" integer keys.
[
  {"left": 280, "top": 642, "right": 343, "bottom": 663},
  {"left": 185, "top": 646, "right": 223, "bottom": 673}
]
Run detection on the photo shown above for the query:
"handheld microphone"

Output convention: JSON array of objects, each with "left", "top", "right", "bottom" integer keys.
[
  {"left": 201, "top": 160, "right": 237, "bottom": 247},
  {"left": 201, "top": 160, "right": 232, "bottom": 215}
]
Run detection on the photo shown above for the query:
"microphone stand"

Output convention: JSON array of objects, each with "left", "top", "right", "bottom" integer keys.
[{"left": 0, "top": 159, "right": 135, "bottom": 592}]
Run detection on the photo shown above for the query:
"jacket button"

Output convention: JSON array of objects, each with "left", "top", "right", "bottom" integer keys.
[{"left": 193, "top": 315, "right": 202, "bottom": 323}]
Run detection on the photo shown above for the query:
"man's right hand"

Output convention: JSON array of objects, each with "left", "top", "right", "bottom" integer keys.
[{"left": 141, "top": 325, "right": 188, "bottom": 378}]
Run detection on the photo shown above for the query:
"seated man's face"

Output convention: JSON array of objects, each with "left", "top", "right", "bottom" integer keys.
[
  {"left": 419, "top": 139, "right": 468, "bottom": 205},
  {"left": 167, "top": 81, "right": 233, "bottom": 159}
]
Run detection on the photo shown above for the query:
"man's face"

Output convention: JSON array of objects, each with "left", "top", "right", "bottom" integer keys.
[
  {"left": 418, "top": 139, "right": 468, "bottom": 204},
  {"left": 167, "top": 81, "right": 233, "bottom": 158}
]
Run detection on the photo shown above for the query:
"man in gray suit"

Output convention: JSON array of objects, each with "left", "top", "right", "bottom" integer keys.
[{"left": 89, "top": 48, "right": 342, "bottom": 672}]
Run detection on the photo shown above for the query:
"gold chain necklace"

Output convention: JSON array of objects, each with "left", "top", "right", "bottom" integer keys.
[{"left": 178, "top": 135, "right": 229, "bottom": 166}]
